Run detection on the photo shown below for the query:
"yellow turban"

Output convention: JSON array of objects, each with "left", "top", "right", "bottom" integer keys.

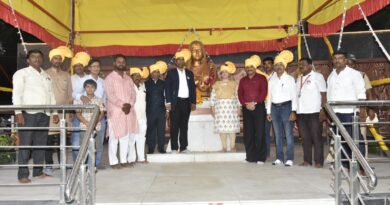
[
  {"left": 57, "top": 46, "right": 73, "bottom": 58},
  {"left": 130, "top": 67, "right": 149, "bottom": 79},
  {"left": 175, "top": 48, "right": 191, "bottom": 62},
  {"left": 150, "top": 60, "right": 168, "bottom": 74},
  {"left": 71, "top": 52, "right": 91, "bottom": 67},
  {"left": 49, "top": 48, "right": 64, "bottom": 62},
  {"left": 245, "top": 55, "right": 261, "bottom": 68},
  {"left": 49, "top": 46, "right": 73, "bottom": 62},
  {"left": 141, "top": 67, "right": 150, "bottom": 79},
  {"left": 220, "top": 61, "right": 236, "bottom": 74},
  {"left": 274, "top": 50, "right": 294, "bottom": 68}
]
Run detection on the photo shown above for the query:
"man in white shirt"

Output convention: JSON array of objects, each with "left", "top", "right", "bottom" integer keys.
[
  {"left": 327, "top": 50, "right": 366, "bottom": 169},
  {"left": 12, "top": 49, "right": 59, "bottom": 183},
  {"left": 266, "top": 50, "right": 297, "bottom": 166},
  {"left": 85, "top": 59, "right": 106, "bottom": 169},
  {"left": 165, "top": 50, "right": 196, "bottom": 153},
  {"left": 128, "top": 67, "right": 148, "bottom": 163},
  {"left": 296, "top": 58, "right": 327, "bottom": 168},
  {"left": 70, "top": 53, "right": 90, "bottom": 161}
]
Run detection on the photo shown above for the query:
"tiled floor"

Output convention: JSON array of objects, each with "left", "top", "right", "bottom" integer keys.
[{"left": 0, "top": 144, "right": 389, "bottom": 205}]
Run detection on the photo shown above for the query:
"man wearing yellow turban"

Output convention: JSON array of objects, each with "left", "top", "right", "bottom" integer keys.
[
  {"left": 210, "top": 61, "right": 240, "bottom": 152},
  {"left": 238, "top": 55, "right": 268, "bottom": 164},
  {"left": 70, "top": 51, "right": 91, "bottom": 161},
  {"left": 44, "top": 47, "right": 73, "bottom": 176},
  {"left": 165, "top": 50, "right": 196, "bottom": 153},
  {"left": 128, "top": 67, "right": 149, "bottom": 163},
  {"left": 145, "top": 61, "right": 168, "bottom": 154},
  {"left": 266, "top": 50, "right": 297, "bottom": 167}
]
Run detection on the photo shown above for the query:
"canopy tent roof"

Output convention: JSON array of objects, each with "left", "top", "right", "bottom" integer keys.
[{"left": 1, "top": 0, "right": 389, "bottom": 57}]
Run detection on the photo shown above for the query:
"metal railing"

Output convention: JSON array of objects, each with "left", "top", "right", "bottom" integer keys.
[
  {"left": 0, "top": 105, "right": 99, "bottom": 205},
  {"left": 325, "top": 100, "right": 390, "bottom": 205}
]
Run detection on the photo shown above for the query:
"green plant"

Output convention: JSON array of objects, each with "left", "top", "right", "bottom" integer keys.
[{"left": 0, "top": 134, "right": 16, "bottom": 164}]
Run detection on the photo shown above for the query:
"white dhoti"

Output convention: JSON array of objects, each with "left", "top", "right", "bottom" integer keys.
[
  {"left": 108, "top": 122, "right": 130, "bottom": 165},
  {"left": 128, "top": 119, "right": 147, "bottom": 162}
]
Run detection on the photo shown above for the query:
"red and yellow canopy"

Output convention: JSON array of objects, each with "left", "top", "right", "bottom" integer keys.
[{"left": 0, "top": 0, "right": 389, "bottom": 56}]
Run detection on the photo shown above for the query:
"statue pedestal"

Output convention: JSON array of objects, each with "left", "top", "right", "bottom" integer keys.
[{"left": 167, "top": 100, "right": 223, "bottom": 152}]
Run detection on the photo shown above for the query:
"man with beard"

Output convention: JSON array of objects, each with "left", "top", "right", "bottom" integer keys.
[
  {"left": 13, "top": 49, "right": 59, "bottom": 183},
  {"left": 327, "top": 50, "right": 366, "bottom": 169},
  {"left": 165, "top": 50, "right": 196, "bottom": 154},
  {"left": 43, "top": 47, "right": 73, "bottom": 176},
  {"left": 104, "top": 54, "right": 138, "bottom": 169},
  {"left": 261, "top": 57, "right": 275, "bottom": 157}
]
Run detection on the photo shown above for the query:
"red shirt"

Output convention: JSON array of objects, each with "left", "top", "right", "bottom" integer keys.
[{"left": 238, "top": 73, "right": 268, "bottom": 105}]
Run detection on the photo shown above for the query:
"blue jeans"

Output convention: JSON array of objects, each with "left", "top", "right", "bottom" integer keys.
[
  {"left": 271, "top": 102, "right": 294, "bottom": 162},
  {"left": 72, "top": 117, "right": 80, "bottom": 161},
  {"left": 95, "top": 114, "right": 106, "bottom": 166}
]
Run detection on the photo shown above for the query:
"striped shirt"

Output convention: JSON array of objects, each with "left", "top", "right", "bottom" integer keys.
[{"left": 104, "top": 71, "right": 138, "bottom": 138}]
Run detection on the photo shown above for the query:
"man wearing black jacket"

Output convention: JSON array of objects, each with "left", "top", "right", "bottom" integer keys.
[
  {"left": 165, "top": 50, "right": 196, "bottom": 153},
  {"left": 145, "top": 62, "right": 168, "bottom": 154}
]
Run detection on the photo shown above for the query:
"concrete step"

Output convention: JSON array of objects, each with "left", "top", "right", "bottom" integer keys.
[
  {"left": 146, "top": 152, "right": 246, "bottom": 163},
  {"left": 96, "top": 198, "right": 335, "bottom": 205}
]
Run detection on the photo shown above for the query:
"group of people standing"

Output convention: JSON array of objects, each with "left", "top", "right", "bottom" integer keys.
[
  {"left": 12, "top": 45, "right": 367, "bottom": 183},
  {"left": 211, "top": 50, "right": 367, "bottom": 169}
]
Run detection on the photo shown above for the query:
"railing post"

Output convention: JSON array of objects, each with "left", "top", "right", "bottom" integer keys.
[
  {"left": 350, "top": 161, "right": 359, "bottom": 205},
  {"left": 59, "top": 116, "right": 67, "bottom": 204},
  {"left": 80, "top": 164, "right": 86, "bottom": 205},
  {"left": 88, "top": 135, "right": 96, "bottom": 205},
  {"left": 334, "top": 134, "right": 342, "bottom": 205}
]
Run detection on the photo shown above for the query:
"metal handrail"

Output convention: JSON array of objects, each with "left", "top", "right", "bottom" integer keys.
[
  {"left": 324, "top": 102, "right": 378, "bottom": 189},
  {"left": 64, "top": 105, "right": 99, "bottom": 203},
  {"left": 0, "top": 105, "right": 98, "bottom": 204}
]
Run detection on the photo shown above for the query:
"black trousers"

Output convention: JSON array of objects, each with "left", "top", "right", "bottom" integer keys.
[
  {"left": 297, "top": 113, "right": 323, "bottom": 165},
  {"left": 18, "top": 113, "right": 49, "bottom": 179},
  {"left": 146, "top": 111, "right": 166, "bottom": 152},
  {"left": 45, "top": 134, "right": 60, "bottom": 167},
  {"left": 242, "top": 103, "right": 267, "bottom": 162},
  {"left": 170, "top": 98, "right": 191, "bottom": 151},
  {"left": 333, "top": 113, "right": 366, "bottom": 169}
]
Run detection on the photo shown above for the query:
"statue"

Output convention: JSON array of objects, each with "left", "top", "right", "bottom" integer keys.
[{"left": 187, "top": 40, "right": 216, "bottom": 104}]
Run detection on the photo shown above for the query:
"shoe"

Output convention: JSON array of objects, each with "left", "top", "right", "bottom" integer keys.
[
  {"left": 299, "top": 162, "right": 311, "bottom": 167},
  {"left": 272, "top": 159, "right": 283, "bottom": 165},
  {"left": 285, "top": 160, "right": 294, "bottom": 167},
  {"left": 43, "top": 167, "right": 53, "bottom": 176},
  {"left": 110, "top": 164, "right": 122, "bottom": 169},
  {"left": 314, "top": 163, "right": 323, "bottom": 168},
  {"left": 147, "top": 151, "right": 154, "bottom": 154},
  {"left": 138, "top": 160, "right": 149, "bottom": 164},
  {"left": 180, "top": 149, "right": 190, "bottom": 154},
  {"left": 171, "top": 150, "right": 177, "bottom": 154},
  {"left": 230, "top": 148, "right": 237, "bottom": 152},
  {"left": 158, "top": 150, "right": 166, "bottom": 154},
  {"left": 18, "top": 177, "right": 31, "bottom": 184},
  {"left": 257, "top": 161, "right": 265, "bottom": 165}
]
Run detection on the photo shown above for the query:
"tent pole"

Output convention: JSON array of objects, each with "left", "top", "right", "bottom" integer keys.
[
  {"left": 69, "top": 0, "right": 75, "bottom": 74},
  {"left": 69, "top": 0, "right": 75, "bottom": 50}
]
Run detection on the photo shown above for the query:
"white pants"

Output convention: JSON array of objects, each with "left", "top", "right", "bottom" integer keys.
[
  {"left": 128, "top": 119, "right": 147, "bottom": 162},
  {"left": 108, "top": 122, "right": 130, "bottom": 165}
]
